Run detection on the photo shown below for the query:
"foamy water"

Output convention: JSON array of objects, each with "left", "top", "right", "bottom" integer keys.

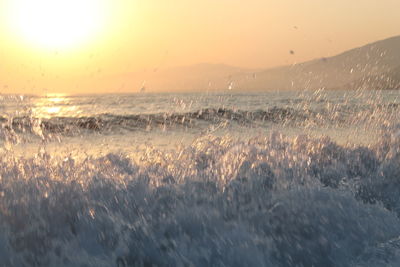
[{"left": 0, "top": 90, "right": 400, "bottom": 266}]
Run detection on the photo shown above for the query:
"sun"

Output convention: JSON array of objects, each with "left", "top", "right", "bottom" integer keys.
[{"left": 5, "top": 0, "right": 109, "bottom": 50}]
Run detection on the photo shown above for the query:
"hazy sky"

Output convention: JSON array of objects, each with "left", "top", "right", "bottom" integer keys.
[{"left": 0, "top": 0, "right": 399, "bottom": 94}]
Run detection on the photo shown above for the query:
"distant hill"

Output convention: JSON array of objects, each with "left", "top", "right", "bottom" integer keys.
[
  {"left": 342, "top": 65, "right": 400, "bottom": 90},
  {"left": 144, "top": 63, "right": 251, "bottom": 92},
  {"left": 235, "top": 35, "right": 400, "bottom": 91},
  {"left": 111, "top": 35, "right": 400, "bottom": 92},
  {"left": 108, "top": 63, "right": 252, "bottom": 93}
]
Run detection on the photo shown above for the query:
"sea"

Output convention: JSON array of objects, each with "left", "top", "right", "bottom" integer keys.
[{"left": 1, "top": 89, "right": 400, "bottom": 266}]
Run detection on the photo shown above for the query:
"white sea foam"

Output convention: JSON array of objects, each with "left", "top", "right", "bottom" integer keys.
[{"left": 0, "top": 128, "right": 399, "bottom": 266}]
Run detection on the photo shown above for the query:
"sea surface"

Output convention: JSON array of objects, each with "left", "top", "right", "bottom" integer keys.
[{"left": 1, "top": 89, "right": 400, "bottom": 266}]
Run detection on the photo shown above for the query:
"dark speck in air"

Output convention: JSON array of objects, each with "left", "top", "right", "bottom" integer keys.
[{"left": 289, "top": 50, "right": 295, "bottom": 55}]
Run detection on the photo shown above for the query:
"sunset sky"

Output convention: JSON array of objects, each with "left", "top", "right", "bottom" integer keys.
[{"left": 0, "top": 0, "right": 399, "bottom": 94}]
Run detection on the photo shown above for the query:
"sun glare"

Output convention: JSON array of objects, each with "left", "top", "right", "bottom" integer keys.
[{"left": 6, "top": 0, "right": 109, "bottom": 50}]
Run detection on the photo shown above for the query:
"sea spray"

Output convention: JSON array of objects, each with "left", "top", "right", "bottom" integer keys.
[{"left": 0, "top": 129, "right": 399, "bottom": 266}]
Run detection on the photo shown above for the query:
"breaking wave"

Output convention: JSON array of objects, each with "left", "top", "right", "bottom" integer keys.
[
  {"left": 0, "top": 102, "right": 398, "bottom": 140},
  {"left": 1, "top": 128, "right": 400, "bottom": 266}
]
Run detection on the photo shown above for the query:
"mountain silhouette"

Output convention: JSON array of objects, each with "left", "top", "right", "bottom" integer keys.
[{"left": 110, "top": 35, "right": 400, "bottom": 92}]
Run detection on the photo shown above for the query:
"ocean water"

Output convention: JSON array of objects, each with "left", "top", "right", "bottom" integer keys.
[{"left": 1, "top": 89, "right": 400, "bottom": 266}]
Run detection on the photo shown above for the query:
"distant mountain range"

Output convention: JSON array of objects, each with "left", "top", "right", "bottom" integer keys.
[{"left": 118, "top": 35, "right": 400, "bottom": 92}]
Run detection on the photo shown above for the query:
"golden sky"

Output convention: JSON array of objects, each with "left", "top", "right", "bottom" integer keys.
[{"left": 0, "top": 0, "right": 399, "bottom": 94}]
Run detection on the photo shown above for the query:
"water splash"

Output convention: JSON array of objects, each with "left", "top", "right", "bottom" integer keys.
[{"left": 0, "top": 128, "right": 399, "bottom": 266}]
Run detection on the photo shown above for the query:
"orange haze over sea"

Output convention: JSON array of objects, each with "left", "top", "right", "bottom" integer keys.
[{"left": 0, "top": 0, "right": 399, "bottom": 94}]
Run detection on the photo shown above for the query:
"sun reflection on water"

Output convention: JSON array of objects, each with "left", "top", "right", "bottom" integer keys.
[{"left": 32, "top": 94, "right": 77, "bottom": 118}]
